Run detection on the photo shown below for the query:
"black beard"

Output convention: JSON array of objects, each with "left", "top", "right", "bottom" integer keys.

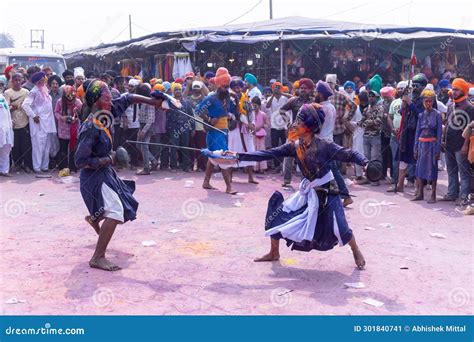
[
  {"left": 217, "top": 88, "right": 229, "bottom": 100},
  {"left": 412, "top": 88, "right": 422, "bottom": 97},
  {"left": 314, "top": 94, "right": 322, "bottom": 103},
  {"left": 65, "top": 80, "right": 75, "bottom": 86}
]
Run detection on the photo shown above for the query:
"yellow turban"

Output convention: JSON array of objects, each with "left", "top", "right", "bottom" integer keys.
[{"left": 171, "top": 82, "right": 182, "bottom": 92}]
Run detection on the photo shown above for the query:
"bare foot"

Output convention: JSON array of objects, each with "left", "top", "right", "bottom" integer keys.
[
  {"left": 84, "top": 216, "right": 100, "bottom": 235},
  {"left": 343, "top": 197, "right": 354, "bottom": 207},
  {"left": 248, "top": 179, "right": 259, "bottom": 184},
  {"left": 411, "top": 195, "right": 423, "bottom": 201},
  {"left": 427, "top": 198, "right": 437, "bottom": 204},
  {"left": 352, "top": 248, "right": 366, "bottom": 270},
  {"left": 203, "top": 183, "right": 218, "bottom": 190},
  {"left": 89, "top": 257, "right": 121, "bottom": 271},
  {"left": 254, "top": 252, "right": 280, "bottom": 262},
  {"left": 226, "top": 189, "right": 238, "bottom": 195}
]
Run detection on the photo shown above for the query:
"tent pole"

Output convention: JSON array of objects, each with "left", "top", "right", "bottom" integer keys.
[{"left": 280, "top": 37, "right": 283, "bottom": 82}]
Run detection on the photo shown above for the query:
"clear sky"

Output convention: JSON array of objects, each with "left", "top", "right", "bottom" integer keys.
[{"left": 3, "top": 0, "right": 473, "bottom": 53}]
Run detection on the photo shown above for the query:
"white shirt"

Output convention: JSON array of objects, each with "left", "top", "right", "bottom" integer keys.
[
  {"left": 247, "top": 87, "right": 263, "bottom": 101},
  {"left": 265, "top": 95, "right": 289, "bottom": 130},
  {"left": 121, "top": 104, "right": 141, "bottom": 129},
  {"left": 0, "top": 95, "right": 14, "bottom": 147},
  {"left": 22, "top": 86, "right": 57, "bottom": 136},
  {"left": 318, "top": 100, "right": 336, "bottom": 142}
]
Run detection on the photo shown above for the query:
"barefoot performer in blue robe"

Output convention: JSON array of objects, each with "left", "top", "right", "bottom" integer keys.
[
  {"left": 75, "top": 80, "right": 164, "bottom": 271},
  {"left": 220, "top": 104, "right": 369, "bottom": 269}
]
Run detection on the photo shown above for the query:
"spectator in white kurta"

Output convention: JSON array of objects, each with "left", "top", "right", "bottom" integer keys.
[
  {"left": 22, "top": 72, "right": 57, "bottom": 173},
  {"left": 0, "top": 94, "right": 14, "bottom": 176}
]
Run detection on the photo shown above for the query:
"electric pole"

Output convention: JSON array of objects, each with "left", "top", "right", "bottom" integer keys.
[
  {"left": 129, "top": 14, "right": 132, "bottom": 39},
  {"left": 269, "top": 0, "right": 273, "bottom": 19}
]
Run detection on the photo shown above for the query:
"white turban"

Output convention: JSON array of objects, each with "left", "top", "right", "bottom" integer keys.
[
  {"left": 397, "top": 81, "right": 408, "bottom": 89},
  {"left": 325, "top": 74, "right": 337, "bottom": 84},
  {"left": 128, "top": 79, "right": 140, "bottom": 87},
  {"left": 425, "top": 84, "right": 434, "bottom": 91},
  {"left": 73, "top": 67, "right": 84, "bottom": 78},
  {"left": 192, "top": 80, "right": 203, "bottom": 89}
]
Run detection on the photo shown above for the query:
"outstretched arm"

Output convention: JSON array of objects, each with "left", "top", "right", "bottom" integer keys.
[
  {"left": 131, "top": 94, "right": 163, "bottom": 108},
  {"left": 237, "top": 142, "right": 296, "bottom": 162},
  {"left": 326, "top": 141, "right": 368, "bottom": 166}
]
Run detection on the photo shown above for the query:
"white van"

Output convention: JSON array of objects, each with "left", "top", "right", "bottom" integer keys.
[{"left": 0, "top": 47, "right": 67, "bottom": 77}]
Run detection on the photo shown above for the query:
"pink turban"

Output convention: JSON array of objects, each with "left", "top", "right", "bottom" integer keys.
[{"left": 380, "top": 86, "right": 395, "bottom": 98}]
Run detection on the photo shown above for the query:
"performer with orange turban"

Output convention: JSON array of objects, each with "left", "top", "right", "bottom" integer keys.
[
  {"left": 442, "top": 78, "right": 474, "bottom": 204},
  {"left": 196, "top": 67, "right": 239, "bottom": 194}
]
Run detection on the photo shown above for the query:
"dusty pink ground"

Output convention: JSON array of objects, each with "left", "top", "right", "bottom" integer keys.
[{"left": 1, "top": 167, "right": 472, "bottom": 315}]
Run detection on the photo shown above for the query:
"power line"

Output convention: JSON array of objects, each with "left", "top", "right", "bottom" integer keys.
[
  {"left": 132, "top": 22, "right": 155, "bottom": 34},
  {"left": 224, "top": 0, "right": 263, "bottom": 26},
  {"left": 319, "top": 2, "right": 370, "bottom": 19},
  {"left": 109, "top": 24, "right": 130, "bottom": 43}
]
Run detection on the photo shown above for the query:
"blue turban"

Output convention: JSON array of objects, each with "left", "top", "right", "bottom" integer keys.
[
  {"left": 204, "top": 71, "right": 215, "bottom": 79},
  {"left": 297, "top": 104, "right": 325, "bottom": 133},
  {"left": 31, "top": 71, "right": 46, "bottom": 84},
  {"left": 262, "top": 86, "right": 272, "bottom": 94},
  {"left": 162, "top": 81, "right": 171, "bottom": 91},
  {"left": 230, "top": 79, "right": 244, "bottom": 89},
  {"left": 316, "top": 80, "right": 333, "bottom": 98},
  {"left": 438, "top": 79, "right": 450, "bottom": 89},
  {"left": 343, "top": 81, "right": 356, "bottom": 90},
  {"left": 244, "top": 73, "right": 258, "bottom": 86}
]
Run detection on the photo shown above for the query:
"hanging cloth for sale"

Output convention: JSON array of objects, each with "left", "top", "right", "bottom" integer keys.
[
  {"left": 164, "top": 54, "right": 174, "bottom": 81},
  {"left": 172, "top": 52, "right": 193, "bottom": 80}
]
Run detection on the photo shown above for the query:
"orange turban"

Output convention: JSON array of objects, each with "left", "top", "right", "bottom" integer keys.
[
  {"left": 282, "top": 86, "right": 289, "bottom": 93},
  {"left": 293, "top": 80, "right": 300, "bottom": 89},
  {"left": 214, "top": 67, "right": 230, "bottom": 87},
  {"left": 272, "top": 81, "right": 283, "bottom": 90},
  {"left": 452, "top": 78, "right": 470, "bottom": 103},
  {"left": 153, "top": 83, "right": 165, "bottom": 92},
  {"left": 76, "top": 84, "right": 85, "bottom": 99}
]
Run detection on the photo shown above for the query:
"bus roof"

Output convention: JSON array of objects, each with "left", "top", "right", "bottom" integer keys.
[{"left": 0, "top": 48, "right": 64, "bottom": 58}]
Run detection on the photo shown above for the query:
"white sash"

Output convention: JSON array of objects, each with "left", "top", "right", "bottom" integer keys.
[{"left": 265, "top": 171, "right": 334, "bottom": 242}]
